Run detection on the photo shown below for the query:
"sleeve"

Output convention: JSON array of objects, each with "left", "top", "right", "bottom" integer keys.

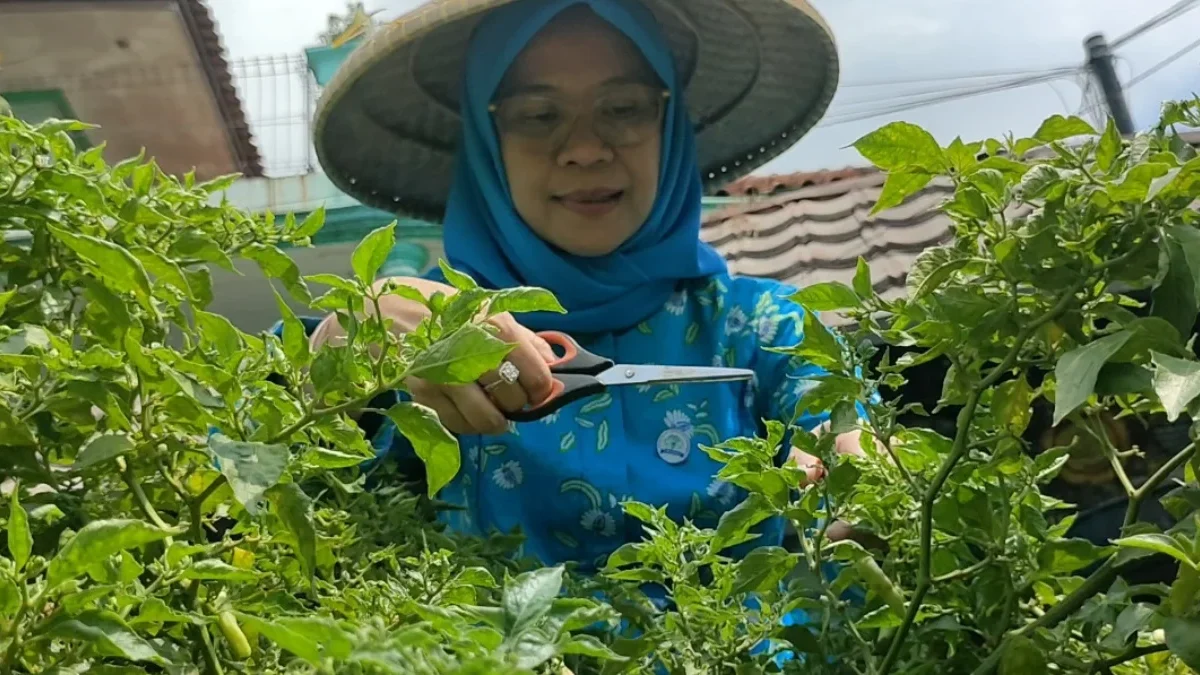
[{"left": 746, "top": 282, "right": 836, "bottom": 434}]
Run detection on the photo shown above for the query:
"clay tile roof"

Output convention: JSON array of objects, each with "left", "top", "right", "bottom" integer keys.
[
  {"left": 171, "top": 0, "right": 263, "bottom": 177},
  {"left": 714, "top": 167, "right": 876, "bottom": 197},
  {"left": 702, "top": 168, "right": 955, "bottom": 325}
]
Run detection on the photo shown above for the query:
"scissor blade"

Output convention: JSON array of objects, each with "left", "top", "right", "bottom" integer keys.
[{"left": 596, "top": 364, "right": 755, "bottom": 387}]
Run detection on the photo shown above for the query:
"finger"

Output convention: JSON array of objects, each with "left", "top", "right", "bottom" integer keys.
[
  {"left": 491, "top": 317, "right": 555, "bottom": 402},
  {"left": 444, "top": 383, "right": 509, "bottom": 436},
  {"left": 407, "top": 379, "right": 474, "bottom": 435},
  {"left": 477, "top": 372, "right": 529, "bottom": 413},
  {"left": 787, "top": 446, "right": 826, "bottom": 486}
]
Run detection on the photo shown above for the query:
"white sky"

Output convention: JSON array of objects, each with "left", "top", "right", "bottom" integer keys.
[{"left": 205, "top": 0, "right": 1200, "bottom": 175}]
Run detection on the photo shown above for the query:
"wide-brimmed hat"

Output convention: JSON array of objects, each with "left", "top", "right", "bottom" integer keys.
[{"left": 312, "top": 0, "right": 839, "bottom": 222}]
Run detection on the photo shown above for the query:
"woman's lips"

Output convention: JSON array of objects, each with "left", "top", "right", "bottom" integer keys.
[{"left": 553, "top": 189, "right": 624, "bottom": 217}]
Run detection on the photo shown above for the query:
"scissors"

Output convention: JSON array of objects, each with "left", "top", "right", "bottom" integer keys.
[{"left": 505, "top": 330, "right": 756, "bottom": 422}]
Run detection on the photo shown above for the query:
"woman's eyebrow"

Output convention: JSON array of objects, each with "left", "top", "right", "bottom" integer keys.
[{"left": 496, "top": 74, "right": 659, "bottom": 99}]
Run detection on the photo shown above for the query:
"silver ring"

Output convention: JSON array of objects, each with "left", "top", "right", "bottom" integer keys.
[
  {"left": 483, "top": 361, "right": 521, "bottom": 393},
  {"left": 497, "top": 361, "right": 520, "bottom": 385}
]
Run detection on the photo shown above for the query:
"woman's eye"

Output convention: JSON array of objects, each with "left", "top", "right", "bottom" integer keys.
[{"left": 601, "top": 98, "right": 651, "bottom": 121}]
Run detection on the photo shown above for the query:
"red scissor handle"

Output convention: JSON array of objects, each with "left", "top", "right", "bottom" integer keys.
[{"left": 505, "top": 331, "right": 613, "bottom": 422}]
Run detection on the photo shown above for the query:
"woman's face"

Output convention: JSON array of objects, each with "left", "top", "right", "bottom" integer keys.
[{"left": 494, "top": 9, "right": 663, "bottom": 257}]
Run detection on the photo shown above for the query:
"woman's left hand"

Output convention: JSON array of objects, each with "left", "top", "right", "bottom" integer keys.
[{"left": 786, "top": 426, "right": 870, "bottom": 485}]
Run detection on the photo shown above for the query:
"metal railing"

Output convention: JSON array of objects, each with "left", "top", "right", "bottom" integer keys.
[{"left": 229, "top": 54, "right": 319, "bottom": 178}]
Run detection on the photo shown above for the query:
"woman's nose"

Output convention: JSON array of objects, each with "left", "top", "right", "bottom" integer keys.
[{"left": 555, "top": 117, "right": 615, "bottom": 167}]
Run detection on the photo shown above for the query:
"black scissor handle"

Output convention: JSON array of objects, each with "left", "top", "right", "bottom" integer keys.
[
  {"left": 538, "top": 330, "right": 613, "bottom": 375},
  {"left": 503, "top": 331, "right": 614, "bottom": 422},
  {"left": 505, "top": 373, "right": 607, "bottom": 422}
]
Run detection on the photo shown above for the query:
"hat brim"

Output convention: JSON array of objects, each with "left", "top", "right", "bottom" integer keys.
[{"left": 312, "top": 0, "right": 839, "bottom": 222}]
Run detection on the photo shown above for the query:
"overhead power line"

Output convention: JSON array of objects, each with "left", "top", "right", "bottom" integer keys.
[
  {"left": 819, "top": 68, "right": 1082, "bottom": 128},
  {"left": 1111, "top": 0, "right": 1200, "bottom": 49},
  {"left": 1126, "top": 35, "right": 1200, "bottom": 89}
]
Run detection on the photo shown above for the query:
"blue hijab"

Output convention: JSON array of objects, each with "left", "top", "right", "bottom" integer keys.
[{"left": 427, "top": 0, "right": 728, "bottom": 334}]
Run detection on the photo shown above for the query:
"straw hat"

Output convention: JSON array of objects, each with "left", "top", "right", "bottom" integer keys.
[{"left": 312, "top": 0, "right": 839, "bottom": 222}]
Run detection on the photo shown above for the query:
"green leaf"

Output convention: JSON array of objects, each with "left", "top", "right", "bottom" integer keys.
[
  {"left": 409, "top": 323, "right": 515, "bottom": 384},
  {"left": 1153, "top": 238, "right": 1200, "bottom": 335},
  {"left": 1151, "top": 352, "right": 1200, "bottom": 422},
  {"left": 788, "top": 309, "right": 841, "bottom": 371},
  {"left": 1112, "top": 533, "right": 1197, "bottom": 569},
  {"left": 561, "top": 634, "right": 624, "bottom": 661},
  {"left": 1147, "top": 167, "right": 1183, "bottom": 202},
  {"left": 488, "top": 287, "right": 566, "bottom": 315},
  {"left": 181, "top": 559, "right": 260, "bottom": 582},
  {"left": 999, "top": 635, "right": 1047, "bottom": 675},
  {"left": 243, "top": 243, "right": 312, "bottom": 305},
  {"left": 1165, "top": 617, "right": 1200, "bottom": 671},
  {"left": 130, "top": 246, "right": 191, "bottom": 296},
  {"left": 0, "top": 576, "right": 19, "bottom": 617},
  {"left": 169, "top": 230, "right": 235, "bottom": 271},
  {"left": 386, "top": 402, "right": 460, "bottom": 497},
  {"left": 8, "top": 488, "right": 31, "bottom": 570},
  {"left": 713, "top": 493, "right": 774, "bottom": 551},
  {"left": 1033, "top": 114, "right": 1097, "bottom": 144},
  {"left": 906, "top": 245, "right": 968, "bottom": 299},
  {"left": 48, "top": 226, "right": 152, "bottom": 301},
  {"left": 872, "top": 170, "right": 933, "bottom": 214},
  {"left": 992, "top": 376, "right": 1033, "bottom": 435},
  {"left": 1101, "top": 603, "right": 1158, "bottom": 651},
  {"left": 503, "top": 565, "right": 564, "bottom": 636},
  {"left": 305, "top": 273, "right": 359, "bottom": 294},
  {"left": 1052, "top": 331, "right": 1133, "bottom": 425},
  {"left": 207, "top": 434, "right": 289, "bottom": 515},
  {"left": 272, "top": 288, "right": 310, "bottom": 366},
  {"left": 294, "top": 206, "right": 326, "bottom": 237},
  {"left": 790, "top": 282, "right": 862, "bottom": 312},
  {"left": 438, "top": 259, "right": 479, "bottom": 290},
  {"left": 268, "top": 483, "right": 317, "bottom": 588},
  {"left": 853, "top": 257, "right": 873, "bottom": 298},
  {"left": 47, "top": 610, "right": 169, "bottom": 665},
  {"left": 1096, "top": 116, "right": 1123, "bottom": 172},
  {"left": 1037, "top": 538, "right": 1111, "bottom": 575},
  {"left": 193, "top": 310, "right": 242, "bottom": 361},
  {"left": 235, "top": 613, "right": 351, "bottom": 664},
  {"left": 853, "top": 121, "right": 947, "bottom": 173},
  {"left": 731, "top": 547, "right": 797, "bottom": 595},
  {"left": 48, "top": 520, "right": 175, "bottom": 587},
  {"left": 1109, "top": 163, "right": 1171, "bottom": 202},
  {"left": 1168, "top": 226, "right": 1200, "bottom": 300},
  {"left": 304, "top": 446, "right": 371, "bottom": 469},
  {"left": 74, "top": 433, "right": 136, "bottom": 469},
  {"left": 351, "top": 222, "right": 397, "bottom": 284}
]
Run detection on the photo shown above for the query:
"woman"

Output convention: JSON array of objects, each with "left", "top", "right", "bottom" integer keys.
[{"left": 303, "top": 0, "right": 865, "bottom": 572}]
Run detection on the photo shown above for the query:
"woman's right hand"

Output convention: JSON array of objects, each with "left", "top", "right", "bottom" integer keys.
[{"left": 309, "top": 276, "right": 557, "bottom": 436}]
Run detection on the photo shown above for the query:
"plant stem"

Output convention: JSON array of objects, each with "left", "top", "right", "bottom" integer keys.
[
  {"left": 1080, "top": 415, "right": 1137, "bottom": 498},
  {"left": 122, "top": 464, "right": 173, "bottom": 532},
  {"left": 932, "top": 556, "right": 993, "bottom": 584},
  {"left": 877, "top": 286, "right": 1082, "bottom": 675},
  {"left": 1088, "top": 643, "right": 1170, "bottom": 673},
  {"left": 1124, "top": 442, "right": 1195, "bottom": 529}
]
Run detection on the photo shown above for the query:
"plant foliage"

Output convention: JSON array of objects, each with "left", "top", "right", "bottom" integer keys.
[{"left": 3, "top": 100, "right": 1200, "bottom": 674}]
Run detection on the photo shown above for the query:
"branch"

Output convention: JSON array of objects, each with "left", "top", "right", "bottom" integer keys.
[
  {"left": 1125, "top": 442, "right": 1195, "bottom": 529},
  {"left": 932, "top": 556, "right": 993, "bottom": 584},
  {"left": 877, "top": 286, "right": 1083, "bottom": 675},
  {"left": 1089, "top": 643, "right": 1170, "bottom": 673},
  {"left": 121, "top": 464, "right": 173, "bottom": 532}
]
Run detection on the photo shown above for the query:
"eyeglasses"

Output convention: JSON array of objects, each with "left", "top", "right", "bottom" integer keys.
[{"left": 488, "top": 83, "right": 669, "bottom": 150}]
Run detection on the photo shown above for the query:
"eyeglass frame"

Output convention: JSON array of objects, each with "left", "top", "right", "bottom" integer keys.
[{"left": 486, "top": 82, "right": 671, "bottom": 151}]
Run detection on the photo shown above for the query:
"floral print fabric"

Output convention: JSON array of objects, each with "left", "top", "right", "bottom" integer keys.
[{"left": 362, "top": 273, "right": 833, "bottom": 571}]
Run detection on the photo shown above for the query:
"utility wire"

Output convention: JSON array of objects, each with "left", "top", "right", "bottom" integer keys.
[
  {"left": 1126, "top": 35, "right": 1200, "bottom": 88},
  {"left": 1111, "top": 0, "right": 1200, "bottom": 49},
  {"left": 819, "top": 68, "right": 1081, "bottom": 127},
  {"left": 840, "top": 67, "right": 1066, "bottom": 89}
]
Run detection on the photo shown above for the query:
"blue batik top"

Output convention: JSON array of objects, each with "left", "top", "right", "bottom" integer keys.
[{"left": 312, "top": 273, "right": 838, "bottom": 571}]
